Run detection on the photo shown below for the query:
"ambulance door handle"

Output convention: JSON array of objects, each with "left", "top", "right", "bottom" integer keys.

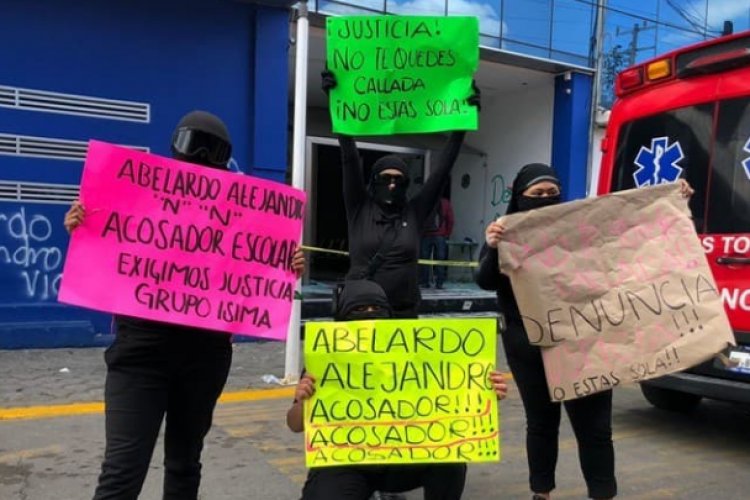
[{"left": 717, "top": 256, "right": 750, "bottom": 265}]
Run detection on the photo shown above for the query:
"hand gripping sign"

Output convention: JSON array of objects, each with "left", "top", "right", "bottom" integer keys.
[{"left": 59, "top": 141, "right": 306, "bottom": 340}]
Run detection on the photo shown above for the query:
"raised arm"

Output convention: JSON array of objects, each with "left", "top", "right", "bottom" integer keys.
[
  {"left": 413, "top": 131, "right": 466, "bottom": 222},
  {"left": 338, "top": 134, "right": 368, "bottom": 215},
  {"left": 322, "top": 68, "right": 367, "bottom": 215}
]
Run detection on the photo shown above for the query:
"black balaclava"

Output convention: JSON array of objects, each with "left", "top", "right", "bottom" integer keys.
[
  {"left": 334, "top": 280, "right": 393, "bottom": 321},
  {"left": 171, "top": 110, "right": 232, "bottom": 169},
  {"left": 506, "top": 162, "right": 562, "bottom": 215},
  {"left": 368, "top": 155, "right": 410, "bottom": 209}
]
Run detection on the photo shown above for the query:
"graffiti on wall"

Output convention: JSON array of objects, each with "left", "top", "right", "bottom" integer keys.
[
  {"left": 0, "top": 207, "right": 63, "bottom": 301},
  {"left": 489, "top": 173, "right": 512, "bottom": 220}
]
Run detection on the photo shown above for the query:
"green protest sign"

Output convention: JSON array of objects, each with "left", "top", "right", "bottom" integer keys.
[
  {"left": 303, "top": 318, "right": 500, "bottom": 468},
  {"left": 326, "top": 16, "right": 479, "bottom": 136}
]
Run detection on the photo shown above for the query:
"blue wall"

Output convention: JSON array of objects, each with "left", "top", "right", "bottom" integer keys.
[
  {"left": 0, "top": 0, "right": 290, "bottom": 348},
  {"left": 552, "top": 71, "right": 593, "bottom": 202},
  {"left": 250, "top": 8, "right": 292, "bottom": 182}
]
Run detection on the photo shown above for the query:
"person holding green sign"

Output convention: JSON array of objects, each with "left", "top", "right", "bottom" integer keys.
[
  {"left": 322, "top": 71, "right": 479, "bottom": 319},
  {"left": 287, "top": 279, "right": 508, "bottom": 500}
]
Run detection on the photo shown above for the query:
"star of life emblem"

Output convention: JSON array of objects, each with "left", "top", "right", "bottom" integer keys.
[{"left": 633, "top": 136, "right": 684, "bottom": 187}]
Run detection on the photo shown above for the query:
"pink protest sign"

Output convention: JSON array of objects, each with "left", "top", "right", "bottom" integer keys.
[{"left": 59, "top": 141, "right": 307, "bottom": 340}]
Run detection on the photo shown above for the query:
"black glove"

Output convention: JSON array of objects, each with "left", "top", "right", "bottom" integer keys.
[
  {"left": 467, "top": 80, "right": 481, "bottom": 111},
  {"left": 321, "top": 69, "right": 337, "bottom": 95}
]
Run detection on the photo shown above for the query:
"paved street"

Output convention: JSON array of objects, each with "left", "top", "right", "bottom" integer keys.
[{"left": 2, "top": 341, "right": 750, "bottom": 499}]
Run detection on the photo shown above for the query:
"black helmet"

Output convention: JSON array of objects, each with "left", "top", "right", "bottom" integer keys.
[{"left": 171, "top": 110, "right": 232, "bottom": 168}]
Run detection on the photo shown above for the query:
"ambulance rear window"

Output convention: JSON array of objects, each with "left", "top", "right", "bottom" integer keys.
[
  {"left": 707, "top": 96, "right": 750, "bottom": 234},
  {"left": 612, "top": 104, "right": 712, "bottom": 232}
]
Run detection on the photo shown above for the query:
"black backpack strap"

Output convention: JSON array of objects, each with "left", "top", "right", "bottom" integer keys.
[
  {"left": 365, "top": 220, "right": 400, "bottom": 279},
  {"left": 332, "top": 222, "right": 400, "bottom": 316}
]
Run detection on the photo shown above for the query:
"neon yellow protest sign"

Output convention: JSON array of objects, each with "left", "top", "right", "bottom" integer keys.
[
  {"left": 326, "top": 16, "right": 480, "bottom": 135},
  {"left": 304, "top": 318, "right": 499, "bottom": 467}
]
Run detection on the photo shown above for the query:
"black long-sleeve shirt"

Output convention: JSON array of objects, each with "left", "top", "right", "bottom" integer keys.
[
  {"left": 339, "top": 132, "right": 465, "bottom": 317},
  {"left": 475, "top": 243, "right": 522, "bottom": 323},
  {"left": 114, "top": 315, "right": 231, "bottom": 344}
]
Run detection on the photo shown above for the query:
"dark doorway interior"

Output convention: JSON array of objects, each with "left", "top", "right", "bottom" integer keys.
[{"left": 310, "top": 143, "right": 424, "bottom": 282}]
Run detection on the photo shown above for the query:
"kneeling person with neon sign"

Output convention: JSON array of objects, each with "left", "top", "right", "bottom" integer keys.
[{"left": 286, "top": 280, "right": 508, "bottom": 500}]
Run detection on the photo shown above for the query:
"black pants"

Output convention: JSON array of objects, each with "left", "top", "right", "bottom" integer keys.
[
  {"left": 92, "top": 327, "right": 232, "bottom": 500},
  {"left": 301, "top": 464, "right": 467, "bottom": 500},
  {"left": 501, "top": 321, "right": 617, "bottom": 499}
]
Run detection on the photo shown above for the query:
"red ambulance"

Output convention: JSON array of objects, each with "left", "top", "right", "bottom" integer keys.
[{"left": 598, "top": 29, "right": 750, "bottom": 411}]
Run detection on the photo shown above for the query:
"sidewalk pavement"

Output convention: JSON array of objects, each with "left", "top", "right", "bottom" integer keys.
[
  {"left": 0, "top": 341, "right": 296, "bottom": 408},
  {"left": 0, "top": 313, "right": 510, "bottom": 409},
  {"left": 0, "top": 335, "right": 513, "bottom": 500},
  {"left": 4, "top": 332, "right": 750, "bottom": 499}
]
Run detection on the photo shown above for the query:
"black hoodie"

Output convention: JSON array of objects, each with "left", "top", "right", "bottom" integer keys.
[
  {"left": 338, "top": 132, "right": 465, "bottom": 317},
  {"left": 474, "top": 163, "right": 561, "bottom": 322}
]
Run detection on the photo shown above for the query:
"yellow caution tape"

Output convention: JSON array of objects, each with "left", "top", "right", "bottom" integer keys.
[
  {"left": 300, "top": 245, "right": 349, "bottom": 257},
  {"left": 300, "top": 245, "right": 479, "bottom": 268}
]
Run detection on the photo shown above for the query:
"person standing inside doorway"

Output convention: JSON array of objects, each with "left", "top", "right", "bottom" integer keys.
[
  {"left": 321, "top": 71, "right": 478, "bottom": 318},
  {"left": 419, "top": 191, "right": 454, "bottom": 289}
]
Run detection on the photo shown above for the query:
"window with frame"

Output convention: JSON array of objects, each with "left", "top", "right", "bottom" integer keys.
[
  {"left": 707, "top": 96, "right": 750, "bottom": 234},
  {"left": 612, "top": 104, "right": 713, "bottom": 232}
]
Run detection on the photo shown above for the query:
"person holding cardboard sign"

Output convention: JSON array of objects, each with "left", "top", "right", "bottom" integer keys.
[
  {"left": 65, "top": 111, "right": 306, "bottom": 500},
  {"left": 476, "top": 163, "right": 695, "bottom": 500},
  {"left": 476, "top": 163, "right": 616, "bottom": 500},
  {"left": 322, "top": 71, "right": 479, "bottom": 319},
  {"left": 288, "top": 279, "right": 508, "bottom": 500}
]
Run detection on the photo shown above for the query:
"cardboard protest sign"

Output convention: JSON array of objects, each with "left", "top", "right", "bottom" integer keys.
[
  {"left": 303, "top": 318, "right": 499, "bottom": 467},
  {"left": 59, "top": 141, "right": 306, "bottom": 340},
  {"left": 496, "top": 184, "right": 734, "bottom": 401},
  {"left": 326, "top": 16, "right": 479, "bottom": 136}
]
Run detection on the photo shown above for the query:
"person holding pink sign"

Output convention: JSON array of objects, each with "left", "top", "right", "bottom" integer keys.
[{"left": 65, "top": 110, "right": 306, "bottom": 500}]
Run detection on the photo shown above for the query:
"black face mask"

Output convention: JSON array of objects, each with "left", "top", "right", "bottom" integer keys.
[
  {"left": 344, "top": 309, "right": 392, "bottom": 321},
  {"left": 516, "top": 194, "right": 561, "bottom": 212},
  {"left": 371, "top": 182, "right": 408, "bottom": 207}
]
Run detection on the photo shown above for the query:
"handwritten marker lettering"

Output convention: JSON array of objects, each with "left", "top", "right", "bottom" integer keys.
[
  {"left": 326, "top": 16, "right": 479, "bottom": 136},
  {"left": 59, "top": 141, "right": 306, "bottom": 340},
  {"left": 496, "top": 183, "right": 735, "bottom": 401},
  {"left": 304, "top": 318, "right": 500, "bottom": 467}
]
